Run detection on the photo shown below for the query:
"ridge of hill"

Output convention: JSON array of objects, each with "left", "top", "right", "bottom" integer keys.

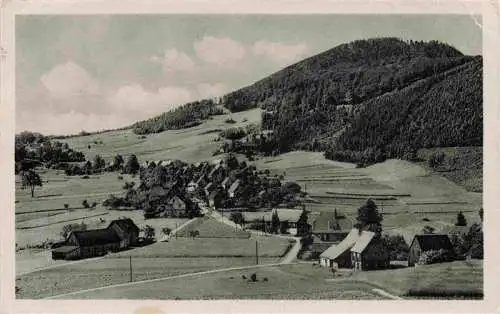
[{"left": 215, "top": 38, "right": 482, "bottom": 167}]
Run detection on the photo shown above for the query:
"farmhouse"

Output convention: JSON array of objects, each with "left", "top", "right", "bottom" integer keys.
[
  {"left": 408, "top": 234, "right": 455, "bottom": 266},
  {"left": 51, "top": 218, "right": 140, "bottom": 260},
  {"left": 209, "top": 189, "right": 226, "bottom": 208},
  {"left": 320, "top": 228, "right": 389, "bottom": 270},
  {"left": 164, "top": 196, "right": 187, "bottom": 217},
  {"left": 242, "top": 208, "right": 304, "bottom": 235},
  {"left": 107, "top": 218, "right": 140, "bottom": 247}
]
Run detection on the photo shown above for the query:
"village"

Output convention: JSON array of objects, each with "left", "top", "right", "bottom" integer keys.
[{"left": 47, "top": 151, "right": 482, "bottom": 276}]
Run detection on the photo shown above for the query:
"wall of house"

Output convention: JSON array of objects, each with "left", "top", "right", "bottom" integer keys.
[
  {"left": 79, "top": 243, "right": 120, "bottom": 258},
  {"left": 361, "top": 240, "right": 390, "bottom": 270},
  {"left": 408, "top": 241, "right": 421, "bottom": 266},
  {"left": 335, "top": 250, "right": 352, "bottom": 268}
]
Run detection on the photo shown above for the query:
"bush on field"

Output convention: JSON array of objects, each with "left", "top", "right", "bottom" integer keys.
[
  {"left": 60, "top": 222, "right": 87, "bottom": 239},
  {"left": 82, "top": 199, "right": 90, "bottom": 208},
  {"left": 383, "top": 234, "right": 410, "bottom": 261},
  {"left": 229, "top": 212, "right": 245, "bottom": 225},
  {"left": 417, "top": 249, "right": 455, "bottom": 265},
  {"left": 428, "top": 151, "right": 446, "bottom": 169},
  {"left": 122, "top": 181, "right": 136, "bottom": 190},
  {"left": 219, "top": 127, "right": 247, "bottom": 140},
  {"left": 103, "top": 194, "right": 131, "bottom": 209},
  {"left": 225, "top": 118, "right": 236, "bottom": 124}
]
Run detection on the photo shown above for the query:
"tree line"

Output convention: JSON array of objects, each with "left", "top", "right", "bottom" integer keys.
[{"left": 132, "top": 99, "right": 224, "bottom": 135}]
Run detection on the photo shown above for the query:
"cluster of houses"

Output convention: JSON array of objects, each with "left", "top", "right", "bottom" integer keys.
[
  {"left": 51, "top": 218, "right": 140, "bottom": 260},
  {"left": 315, "top": 224, "right": 456, "bottom": 271},
  {"left": 138, "top": 155, "right": 301, "bottom": 218}
]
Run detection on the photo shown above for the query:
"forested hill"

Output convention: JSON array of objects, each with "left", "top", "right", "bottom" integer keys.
[{"left": 220, "top": 37, "right": 482, "bottom": 163}]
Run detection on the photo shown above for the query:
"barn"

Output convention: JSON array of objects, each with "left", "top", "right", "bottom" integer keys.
[
  {"left": 320, "top": 228, "right": 389, "bottom": 270},
  {"left": 52, "top": 218, "right": 140, "bottom": 260},
  {"left": 108, "top": 218, "right": 140, "bottom": 247},
  {"left": 408, "top": 234, "right": 455, "bottom": 266}
]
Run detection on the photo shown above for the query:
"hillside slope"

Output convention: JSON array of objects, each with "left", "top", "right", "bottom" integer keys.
[{"left": 220, "top": 38, "right": 481, "bottom": 162}]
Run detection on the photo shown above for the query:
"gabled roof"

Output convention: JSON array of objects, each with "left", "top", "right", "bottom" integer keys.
[
  {"left": 71, "top": 229, "right": 121, "bottom": 246},
  {"left": 320, "top": 228, "right": 360, "bottom": 260},
  {"left": 228, "top": 179, "right": 241, "bottom": 194},
  {"left": 208, "top": 164, "right": 222, "bottom": 177},
  {"left": 351, "top": 231, "right": 375, "bottom": 253},
  {"left": 167, "top": 195, "right": 186, "bottom": 208},
  {"left": 52, "top": 245, "right": 79, "bottom": 253},
  {"left": 272, "top": 208, "right": 303, "bottom": 223},
  {"left": 411, "top": 234, "right": 454, "bottom": 252},
  {"left": 108, "top": 218, "right": 140, "bottom": 233}
]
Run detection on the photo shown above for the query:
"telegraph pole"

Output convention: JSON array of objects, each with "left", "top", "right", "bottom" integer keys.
[
  {"left": 129, "top": 256, "right": 133, "bottom": 282},
  {"left": 255, "top": 240, "right": 259, "bottom": 265}
]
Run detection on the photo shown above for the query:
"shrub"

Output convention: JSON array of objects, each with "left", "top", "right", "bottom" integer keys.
[
  {"left": 225, "top": 118, "right": 236, "bottom": 124},
  {"left": 141, "top": 225, "right": 156, "bottom": 240},
  {"left": 428, "top": 151, "right": 446, "bottom": 169},
  {"left": 417, "top": 249, "right": 455, "bottom": 265},
  {"left": 161, "top": 227, "right": 172, "bottom": 236},
  {"left": 122, "top": 181, "right": 136, "bottom": 190},
  {"left": 82, "top": 200, "right": 90, "bottom": 208},
  {"left": 91, "top": 202, "right": 97, "bottom": 208},
  {"left": 64, "top": 204, "right": 69, "bottom": 210},
  {"left": 229, "top": 212, "right": 245, "bottom": 225},
  {"left": 250, "top": 273, "right": 257, "bottom": 282},
  {"left": 383, "top": 234, "right": 409, "bottom": 261},
  {"left": 60, "top": 222, "right": 87, "bottom": 239},
  {"left": 103, "top": 195, "right": 131, "bottom": 209},
  {"left": 263, "top": 277, "right": 268, "bottom": 282},
  {"left": 117, "top": 175, "right": 124, "bottom": 181}
]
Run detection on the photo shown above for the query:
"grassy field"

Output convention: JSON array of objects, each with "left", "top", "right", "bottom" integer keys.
[
  {"left": 176, "top": 216, "right": 251, "bottom": 239},
  {"left": 16, "top": 256, "right": 278, "bottom": 299},
  {"left": 350, "top": 260, "right": 483, "bottom": 299},
  {"left": 111, "top": 235, "right": 292, "bottom": 258},
  {"left": 60, "top": 108, "right": 262, "bottom": 163},
  {"left": 256, "top": 152, "right": 482, "bottom": 246},
  {"left": 54, "top": 263, "right": 385, "bottom": 300}
]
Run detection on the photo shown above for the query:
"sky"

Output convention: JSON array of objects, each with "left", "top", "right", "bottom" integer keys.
[{"left": 16, "top": 14, "right": 482, "bottom": 135}]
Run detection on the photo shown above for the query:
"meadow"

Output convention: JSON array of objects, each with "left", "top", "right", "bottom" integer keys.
[
  {"left": 110, "top": 235, "right": 293, "bottom": 258},
  {"left": 350, "top": 260, "right": 483, "bottom": 299},
  {"left": 16, "top": 256, "right": 279, "bottom": 299},
  {"left": 53, "top": 263, "right": 385, "bottom": 300}
]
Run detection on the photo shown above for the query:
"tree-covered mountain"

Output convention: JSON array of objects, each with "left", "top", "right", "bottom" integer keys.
[
  {"left": 132, "top": 99, "right": 224, "bottom": 134},
  {"left": 220, "top": 38, "right": 482, "bottom": 163},
  {"left": 128, "top": 38, "right": 482, "bottom": 165}
]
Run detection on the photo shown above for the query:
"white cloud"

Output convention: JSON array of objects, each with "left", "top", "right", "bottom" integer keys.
[
  {"left": 151, "top": 49, "right": 197, "bottom": 77},
  {"left": 40, "top": 61, "right": 99, "bottom": 98},
  {"left": 16, "top": 111, "right": 127, "bottom": 136},
  {"left": 107, "top": 84, "right": 193, "bottom": 117},
  {"left": 194, "top": 36, "right": 246, "bottom": 67},
  {"left": 196, "top": 83, "right": 227, "bottom": 99},
  {"left": 252, "top": 41, "right": 309, "bottom": 65}
]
